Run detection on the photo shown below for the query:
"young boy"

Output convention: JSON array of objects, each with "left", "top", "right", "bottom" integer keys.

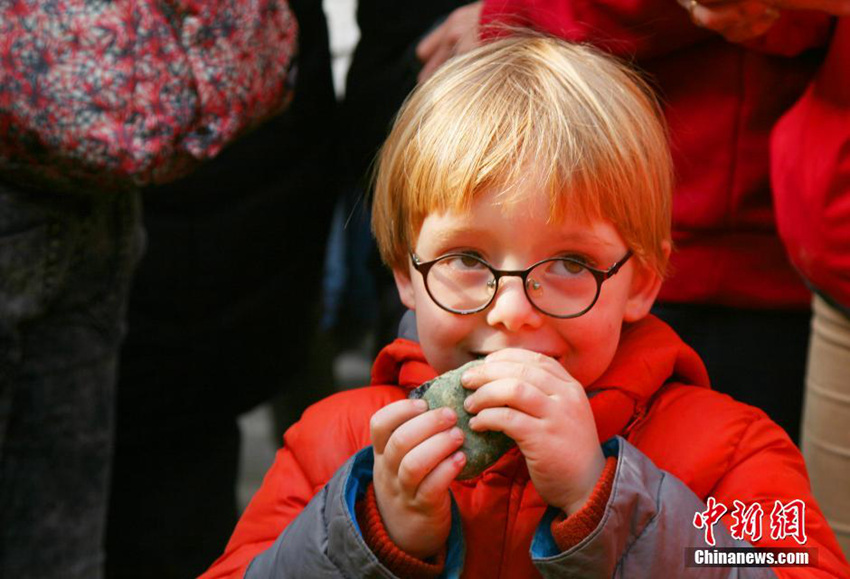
[{"left": 201, "top": 35, "right": 849, "bottom": 577}]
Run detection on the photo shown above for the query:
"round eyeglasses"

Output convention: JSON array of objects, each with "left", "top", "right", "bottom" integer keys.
[{"left": 410, "top": 250, "right": 633, "bottom": 319}]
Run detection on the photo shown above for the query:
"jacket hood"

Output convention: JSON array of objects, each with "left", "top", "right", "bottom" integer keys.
[{"left": 370, "top": 314, "right": 710, "bottom": 442}]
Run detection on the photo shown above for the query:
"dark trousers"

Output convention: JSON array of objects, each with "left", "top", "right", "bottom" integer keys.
[
  {"left": 0, "top": 184, "right": 142, "bottom": 579},
  {"left": 105, "top": 122, "right": 337, "bottom": 578},
  {"left": 105, "top": 1, "right": 338, "bottom": 575},
  {"left": 653, "top": 302, "right": 811, "bottom": 443}
]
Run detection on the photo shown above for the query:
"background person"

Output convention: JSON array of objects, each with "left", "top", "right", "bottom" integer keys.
[
  {"left": 104, "top": 1, "right": 338, "bottom": 577},
  {"left": 685, "top": 0, "right": 850, "bottom": 557},
  {"left": 415, "top": 0, "right": 833, "bottom": 444},
  {"left": 1, "top": 1, "right": 297, "bottom": 576}
]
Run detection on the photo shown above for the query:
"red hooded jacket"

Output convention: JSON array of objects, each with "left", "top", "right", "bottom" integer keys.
[{"left": 202, "top": 316, "right": 849, "bottom": 577}]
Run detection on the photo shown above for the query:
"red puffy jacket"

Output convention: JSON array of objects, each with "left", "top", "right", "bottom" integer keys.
[
  {"left": 480, "top": 0, "right": 832, "bottom": 309},
  {"left": 202, "top": 316, "right": 848, "bottom": 577}
]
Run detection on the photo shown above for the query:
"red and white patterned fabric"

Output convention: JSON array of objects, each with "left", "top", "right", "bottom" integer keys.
[{"left": 0, "top": 0, "right": 297, "bottom": 192}]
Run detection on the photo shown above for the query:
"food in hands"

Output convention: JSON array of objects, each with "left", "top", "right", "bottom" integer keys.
[{"left": 409, "top": 360, "right": 515, "bottom": 479}]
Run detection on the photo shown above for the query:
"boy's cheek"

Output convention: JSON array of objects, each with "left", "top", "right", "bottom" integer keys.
[
  {"left": 419, "top": 319, "right": 478, "bottom": 374},
  {"left": 562, "top": 324, "right": 622, "bottom": 386}
]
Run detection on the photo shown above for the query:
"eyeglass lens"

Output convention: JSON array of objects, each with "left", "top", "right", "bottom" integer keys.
[{"left": 425, "top": 255, "right": 599, "bottom": 316}]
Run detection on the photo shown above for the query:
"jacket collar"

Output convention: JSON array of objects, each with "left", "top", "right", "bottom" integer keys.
[{"left": 369, "top": 314, "right": 709, "bottom": 441}]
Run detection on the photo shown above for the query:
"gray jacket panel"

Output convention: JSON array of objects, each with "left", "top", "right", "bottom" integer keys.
[
  {"left": 245, "top": 447, "right": 395, "bottom": 578},
  {"left": 532, "top": 437, "right": 777, "bottom": 578},
  {"left": 245, "top": 446, "right": 464, "bottom": 579},
  {"left": 247, "top": 437, "right": 778, "bottom": 578}
]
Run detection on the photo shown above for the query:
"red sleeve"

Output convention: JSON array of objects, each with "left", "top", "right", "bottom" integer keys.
[
  {"left": 355, "top": 484, "right": 446, "bottom": 579},
  {"left": 550, "top": 457, "right": 618, "bottom": 551}
]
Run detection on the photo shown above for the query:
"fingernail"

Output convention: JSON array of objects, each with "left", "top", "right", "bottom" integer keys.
[
  {"left": 450, "top": 427, "right": 464, "bottom": 441},
  {"left": 441, "top": 407, "right": 456, "bottom": 421},
  {"left": 468, "top": 416, "right": 478, "bottom": 429},
  {"left": 463, "top": 396, "right": 473, "bottom": 411},
  {"left": 453, "top": 451, "right": 466, "bottom": 465},
  {"left": 413, "top": 399, "right": 428, "bottom": 411},
  {"left": 461, "top": 371, "right": 472, "bottom": 385}
]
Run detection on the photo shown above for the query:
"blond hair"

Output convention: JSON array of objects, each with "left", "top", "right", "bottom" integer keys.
[{"left": 372, "top": 33, "right": 672, "bottom": 277}]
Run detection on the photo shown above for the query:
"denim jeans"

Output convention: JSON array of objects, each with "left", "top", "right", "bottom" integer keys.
[{"left": 0, "top": 181, "right": 143, "bottom": 578}]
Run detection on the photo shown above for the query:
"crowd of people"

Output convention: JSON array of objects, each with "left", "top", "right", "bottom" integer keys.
[{"left": 1, "top": 0, "right": 848, "bottom": 577}]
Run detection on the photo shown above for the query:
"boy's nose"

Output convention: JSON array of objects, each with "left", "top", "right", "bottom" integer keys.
[{"left": 485, "top": 277, "right": 544, "bottom": 332}]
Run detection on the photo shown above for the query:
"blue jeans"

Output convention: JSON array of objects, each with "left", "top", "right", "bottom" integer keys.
[{"left": 0, "top": 182, "right": 143, "bottom": 578}]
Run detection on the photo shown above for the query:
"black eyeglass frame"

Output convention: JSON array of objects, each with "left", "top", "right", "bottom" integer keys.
[{"left": 410, "top": 250, "right": 633, "bottom": 319}]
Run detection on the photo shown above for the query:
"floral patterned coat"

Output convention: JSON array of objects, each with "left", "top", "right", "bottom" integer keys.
[{"left": 0, "top": 0, "right": 297, "bottom": 192}]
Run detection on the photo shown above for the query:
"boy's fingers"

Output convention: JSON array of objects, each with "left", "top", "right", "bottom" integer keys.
[
  {"left": 463, "top": 377, "right": 550, "bottom": 418},
  {"left": 415, "top": 451, "right": 467, "bottom": 503},
  {"left": 396, "top": 426, "right": 465, "bottom": 492},
  {"left": 382, "top": 407, "right": 458, "bottom": 471},
  {"left": 463, "top": 357, "right": 573, "bottom": 395},
  {"left": 485, "top": 348, "right": 569, "bottom": 376},
  {"left": 370, "top": 399, "right": 428, "bottom": 454},
  {"left": 464, "top": 359, "right": 556, "bottom": 391},
  {"left": 468, "top": 406, "right": 537, "bottom": 443}
]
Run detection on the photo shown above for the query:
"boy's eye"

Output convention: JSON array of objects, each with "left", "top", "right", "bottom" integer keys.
[
  {"left": 439, "top": 253, "right": 487, "bottom": 270},
  {"left": 546, "top": 258, "right": 588, "bottom": 276},
  {"left": 460, "top": 254, "right": 482, "bottom": 268}
]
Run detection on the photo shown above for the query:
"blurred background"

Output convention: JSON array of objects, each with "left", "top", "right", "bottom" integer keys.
[{"left": 236, "top": 0, "right": 362, "bottom": 512}]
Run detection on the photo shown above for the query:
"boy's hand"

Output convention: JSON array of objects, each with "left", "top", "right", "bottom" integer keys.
[
  {"left": 461, "top": 349, "right": 606, "bottom": 515},
  {"left": 370, "top": 399, "right": 467, "bottom": 559}
]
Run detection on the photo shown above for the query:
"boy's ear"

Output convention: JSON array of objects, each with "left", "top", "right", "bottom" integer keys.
[
  {"left": 393, "top": 267, "right": 417, "bottom": 310},
  {"left": 623, "top": 241, "right": 671, "bottom": 322}
]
